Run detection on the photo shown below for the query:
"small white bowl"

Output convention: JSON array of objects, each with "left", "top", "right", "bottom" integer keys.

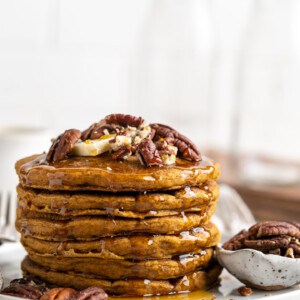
[{"left": 217, "top": 247, "right": 300, "bottom": 290}]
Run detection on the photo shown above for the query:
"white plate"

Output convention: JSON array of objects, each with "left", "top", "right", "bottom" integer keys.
[{"left": 0, "top": 243, "right": 299, "bottom": 300}]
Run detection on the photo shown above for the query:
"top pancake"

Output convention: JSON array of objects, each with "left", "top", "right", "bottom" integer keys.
[{"left": 16, "top": 153, "right": 220, "bottom": 192}]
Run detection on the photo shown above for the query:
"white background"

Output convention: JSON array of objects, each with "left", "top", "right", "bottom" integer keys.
[{"left": 0, "top": 0, "right": 299, "bottom": 161}]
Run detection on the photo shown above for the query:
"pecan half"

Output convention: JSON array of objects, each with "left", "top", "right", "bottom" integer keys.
[
  {"left": 75, "top": 287, "right": 108, "bottom": 300},
  {"left": 222, "top": 230, "right": 249, "bottom": 251},
  {"left": 105, "top": 114, "right": 144, "bottom": 128},
  {"left": 1, "top": 277, "right": 49, "bottom": 299},
  {"left": 81, "top": 120, "right": 120, "bottom": 141},
  {"left": 41, "top": 288, "right": 77, "bottom": 300},
  {"left": 150, "top": 123, "right": 201, "bottom": 162},
  {"left": 46, "top": 129, "right": 81, "bottom": 163},
  {"left": 249, "top": 221, "right": 300, "bottom": 239},
  {"left": 81, "top": 122, "right": 98, "bottom": 141},
  {"left": 136, "top": 138, "right": 163, "bottom": 167},
  {"left": 244, "top": 236, "right": 292, "bottom": 251}
]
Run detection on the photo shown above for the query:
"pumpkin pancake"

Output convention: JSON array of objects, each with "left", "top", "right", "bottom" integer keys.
[
  {"left": 21, "top": 222, "right": 220, "bottom": 260},
  {"left": 17, "top": 180, "right": 219, "bottom": 218},
  {"left": 18, "top": 199, "right": 216, "bottom": 220},
  {"left": 16, "top": 202, "right": 217, "bottom": 240},
  {"left": 22, "top": 256, "right": 222, "bottom": 296},
  {"left": 27, "top": 248, "right": 213, "bottom": 280},
  {"left": 15, "top": 154, "right": 219, "bottom": 192}
]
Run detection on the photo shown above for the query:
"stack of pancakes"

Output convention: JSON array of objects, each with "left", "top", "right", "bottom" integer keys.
[{"left": 15, "top": 153, "right": 221, "bottom": 296}]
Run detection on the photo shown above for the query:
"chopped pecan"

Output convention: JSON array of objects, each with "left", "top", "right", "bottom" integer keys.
[
  {"left": 285, "top": 248, "right": 294, "bottom": 258},
  {"left": 1, "top": 277, "right": 49, "bottom": 299},
  {"left": 46, "top": 129, "right": 81, "bottom": 163},
  {"left": 155, "top": 139, "right": 168, "bottom": 151},
  {"left": 238, "top": 286, "right": 253, "bottom": 297},
  {"left": 40, "top": 288, "right": 77, "bottom": 300},
  {"left": 136, "top": 138, "right": 163, "bottom": 167},
  {"left": 105, "top": 114, "right": 144, "bottom": 128},
  {"left": 112, "top": 147, "right": 131, "bottom": 160},
  {"left": 249, "top": 221, "right": 300, "bottom": 239},
  {"left": 75, "top": 287, "right": 108, "bottom": 300},
  {"left": 150, "top": 123, "right": 201, "bottom": 162}
]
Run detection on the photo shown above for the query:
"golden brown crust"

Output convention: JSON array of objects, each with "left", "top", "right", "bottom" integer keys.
[
  {"left": 16, "top": 201, "right": 217, "bottom": 240},
  {"left": 27, "top": 249, "right": 213, "bottom": 280},
  {"left": 17, "top": 180, "right": 219, "bottom": 218},
  {"left": 22, "top": 256, "right": 222, "bottom": 296},
  {"left": 15, "top": 154, "right": 220, "bottom": 192},
  {"left": 20, "top": 222, "right": 220, "bottom": 260}
]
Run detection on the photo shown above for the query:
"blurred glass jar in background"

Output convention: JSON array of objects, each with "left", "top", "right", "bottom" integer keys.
[
  {"left": 130, "top": 0, "right": 215, "bottom": 149},
  {"left": 0, "top": 127, "right": 51, "bottom": 190},
  {"left": 232, "top": 0, "right": 300, "bottom": 185}
]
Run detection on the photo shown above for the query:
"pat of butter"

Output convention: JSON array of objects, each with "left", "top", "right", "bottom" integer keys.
[{"left": 72, "top": 134, "right": 115, "bottom": 156}]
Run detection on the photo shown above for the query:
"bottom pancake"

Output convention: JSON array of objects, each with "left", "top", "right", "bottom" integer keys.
[
  {"left": 28, "top": 249, "right": 213, "bottom": 280},
  {"left": 22, "top": 256, "right": 222, "bottom": 296}
]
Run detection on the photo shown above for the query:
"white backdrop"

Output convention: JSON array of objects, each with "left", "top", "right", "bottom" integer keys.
[{"left": 0, "top": 0, "right": 299, "bottom": 161}]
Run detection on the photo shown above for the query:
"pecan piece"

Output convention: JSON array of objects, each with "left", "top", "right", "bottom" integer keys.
[
  {"left": 285, "top": 248, "right": 294, "bottom": 258},
  {"left": 244, "top": 236, "right": 291, "bottom": 251},
  {"left": 223, "top": 230, "right": 249, "bottom": 251},
  {"left": 238, "top": 286, "right": 253, "bottom": 297},
  {"left": 81, "top": 122, "right": 99, "bottom": 141},
  {"left": 1, "top": 277, "right": 49, "bottom": 299},
  {"left": 150, "top": 123, "right": 201, "bottom": 162},
  {"left": 75, "top": 287, "right": 108, "bottom": 300},
  {"left": 105, "top": 114, "right": 144, "bottom": 128},
  {"left": 249, "top": 221, "right": 300, "bottom": 239},
  {"left": 81, "top": 119, "right": 119, "bottom": 141},
  {"left": 112, "top": 147, "right": 131, "bottom": 160},
  {"left": 289, "top": 242, "right": 300, "bottom": 254},
  {"left": 136, "top": 138, "right": 163, "bottom": 167},
  {"left": 46, "top": 129, "right": 81, "bottom": 163},
  {"left": 41, "top": 288, "right": 77, "bottom": 300}
]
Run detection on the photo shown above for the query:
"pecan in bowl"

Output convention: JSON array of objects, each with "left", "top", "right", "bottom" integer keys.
[{"left": 217, "top": 221, "right": 300, "bottom": 291}]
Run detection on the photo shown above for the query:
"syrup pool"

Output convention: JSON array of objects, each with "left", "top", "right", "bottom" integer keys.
[{"left": 109, "top": 290, "right": 215, "bottom": 300}]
